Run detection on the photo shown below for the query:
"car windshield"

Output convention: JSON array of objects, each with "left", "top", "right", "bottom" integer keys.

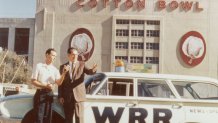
[
  {"left": 172, "top": 81, "right": 218, "bottom": 100},
  {"left": 85, "top": 73, "right": 106, "bottom": 94}
]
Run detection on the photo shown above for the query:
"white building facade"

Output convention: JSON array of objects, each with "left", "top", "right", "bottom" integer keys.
[{"left": 1, "top": 0, "right": 218, "bottom": 78}]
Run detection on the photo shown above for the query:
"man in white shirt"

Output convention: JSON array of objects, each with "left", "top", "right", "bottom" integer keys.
[{"left": 31, "top": 48, "right": 69, "bottom": 123}]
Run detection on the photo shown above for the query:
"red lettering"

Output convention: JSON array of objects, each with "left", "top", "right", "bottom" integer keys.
[
  {"left": 158, "top": 0, "right": 166, "bottom": 10},
  {"left": 195, "top": 2, "right": 203, "bottom": 11},
  {"left": 180, "top": 1, "right": 193, "bottom": 11},
  {"left": 114, "top": 0, "right": 121, "bottom": 8},
  {"left": 103, "top": 0, "right": 109, "bottom": 8},
  {"left": 74, "top": 0, "right": 203, "bottom": 12},
  {"left": 88, "top": 0, "right": 97, "bottom": 8},
  {"left": 137, "top": 0, "right": 145, "bottom": 10},
  {"left": 77, "top": 0, "right": 85, "bottom": 8},
  {"left": 125, "top": 0, "right": 133, "bottom": 9},
  {"left": 169, "top": 1, "right": 178, "bottom": 10}
]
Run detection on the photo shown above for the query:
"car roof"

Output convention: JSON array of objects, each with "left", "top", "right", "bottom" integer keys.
[{"left": 103, "top": 72, "right": 218, "bottom": 83}]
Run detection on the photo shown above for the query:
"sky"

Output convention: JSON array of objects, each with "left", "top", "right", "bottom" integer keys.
[{"left": 0, "top": 0, "right": 36, "bottom": 18}]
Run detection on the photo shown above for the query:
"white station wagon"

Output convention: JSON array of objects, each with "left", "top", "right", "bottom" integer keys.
[{"left": 1, "top": 72, "right": 218, "bottom": 123}]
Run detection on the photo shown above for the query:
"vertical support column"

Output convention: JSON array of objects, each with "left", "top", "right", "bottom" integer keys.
[
  {"left": 28, "top": 26, "right": 35, "bottom": 66},
  {"left": 111, "top": 16, "right": 116, "bottom": 72},
  {"left": 143, "top": 20, "right": 147, "bottom": 64},
  {"left": 51, "top": 12, "right": 55, "bottom": 48},
  {"left": 158, "top": 19, "right": 163, "bottom": 73},
  {"left": 8, "top": 27, "right": 15, "bottom": 51},
  {"left": 128, "top": 20, "right": 131, "bottom": 64}
]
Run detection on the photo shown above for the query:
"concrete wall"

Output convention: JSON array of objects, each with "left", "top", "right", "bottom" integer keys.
[{"left": 33, "top": 0, "right": 218, "bottom": 78}]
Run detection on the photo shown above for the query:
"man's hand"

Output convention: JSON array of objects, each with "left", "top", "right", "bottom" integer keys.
[
  {"left": 92, "top": 63, "right": 97, "bottom": 72},
  {"left": 63, "top": 65, "right": 70, "bottom": 74},
  {"left": 46, "top": 83, "right": 53, "bottom": 91},
  {"left": 59, "top": 97, "right": 64, "bottom": 105}
]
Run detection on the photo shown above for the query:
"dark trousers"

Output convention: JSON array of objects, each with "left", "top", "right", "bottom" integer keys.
[
  {"left": 33, "top": 89, "right": 53, "bottom": 123},
  {"left": 63, "top": 93, "right": 84, "bottom": 123}
]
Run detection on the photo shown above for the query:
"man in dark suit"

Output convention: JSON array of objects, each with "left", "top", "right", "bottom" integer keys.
[{"left": 58, "top": 47, "right": 97, "bottom": 123}]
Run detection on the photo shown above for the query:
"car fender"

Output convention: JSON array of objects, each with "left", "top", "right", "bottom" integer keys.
[{"left": 0, "top": 94, "right": 65, "bottom": 119}]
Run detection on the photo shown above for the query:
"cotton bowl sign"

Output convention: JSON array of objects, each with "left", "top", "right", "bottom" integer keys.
[
  {"left": 180, "top": 31, "right": 206, "bottom": 66},
  {"left": 69, "top": 28, "right": 95, "bottom": 62}
]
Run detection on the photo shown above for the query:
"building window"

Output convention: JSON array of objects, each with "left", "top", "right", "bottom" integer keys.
[
  {"left": 131, "top": 20, "right": 144, "bottom": 24},
  {"left": 146, "top": 43, "right": 159, "bottom": 50},
  {"left": 0, "top": 28, "right": 9, "bottom": 49},
  {"left": 131, "top": 42, "right": 144, "bottom": 49},
  {"left": 131, "top": 30, "right": 144, "bottom": 37},
  {"left": 115, "top": 56, "right": 128, "bottom": 62},
  {"left": 146, "top": 57, "right": 159, "bottom": 64},
  {"left": 147, "top": 20, "right": 160, "bottom": 25},
  {"left": 130, "top": 56, "right": 143, "bottom": 63},
  {"left": 146, "top": 30, "right": 160, "bottom": 37},
  {"left": 116, "top": 29, "right": 129, "bottom": 36},
  {"left": 116, "top": 19, "right": 129, "bottom": 24},
  {"left": 14, "top": 28, "right": 30, "bottom": 55},
  {"left": 116, "top": 42, "right": 128, "bottom": 49}
]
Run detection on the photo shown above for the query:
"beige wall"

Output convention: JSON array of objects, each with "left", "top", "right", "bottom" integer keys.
[{"left": 33, "top": 0, "right": 218, "bottom": 78}]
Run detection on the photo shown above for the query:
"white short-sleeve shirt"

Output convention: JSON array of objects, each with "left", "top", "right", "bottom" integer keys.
[{"left": 31, "top": 63, "right": 60, "bottom": 85}]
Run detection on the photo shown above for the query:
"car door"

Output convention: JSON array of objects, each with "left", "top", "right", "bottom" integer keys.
[
  {"left": 136, "top": 78, "right": 185, "bottom": 123},
  {"left": 84, "top": 77, "right": 135, "bottom": 123},
  {"left": 171, "top": 80, "right": 218, "bottom": 123}
]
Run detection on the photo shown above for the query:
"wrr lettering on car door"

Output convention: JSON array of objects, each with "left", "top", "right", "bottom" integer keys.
[{"left": 92, "top": 107, "right": 172, "bottom": 123}]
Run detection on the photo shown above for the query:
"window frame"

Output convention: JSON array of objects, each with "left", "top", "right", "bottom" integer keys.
[
  {"left": 115, "top": 42, "right": 128, "bottom": 49},
  {"left": 92, "top": 77, "right": 135, "bottom": 98},
  {"left": 115, "top": 56, "right": 128, "bottom": 62},
  {"left": 136, "top": 78, "right": 176, "bottom": 99},
  {"left": 146, "top": 57, "right": 159, "bottom": 64},
  {"left": 146, "top": 42, "right": 159, "bottom": 50},
  {"left": 116, "top": 29, "right": 129, "bottom": 36},
  {"left": 14, "top": 28, "right": 30, "bottom": 55},
  {"left": 146, "top": 30, "right": 160, "bottom": 37},
  {"left": 131, "top": 42, "right": 144, "bottom": 49},
  {"left": 171, "top": 80, "right": 218, "bottom": 100},
  {"left": 130, "top": 56, "right": 143, "bottom": 63},
  {"left": 0, "top": 28, "right": 9, "bottom": 49}
]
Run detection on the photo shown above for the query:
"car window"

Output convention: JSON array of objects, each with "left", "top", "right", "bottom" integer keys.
[
  {"left": 85, "top": 73, "right": 106, "bottom": 95},
  {"left": 191, "top": 83, "right": 218, "bottom": 99},
  {"left": 137, "top": 79, "right": 175, "bottom": 98},
  {"left": 172, "top": 81, "right": 196, "bottom": 99},
  {"left": 96, "top": 78, "right": 133, "bottom": 96},
  {"left": 86, "top": 80, "right": 102, "bottom": 95},
  {"left": 172, "top": 81, "right": 218, "bottom": 100}
]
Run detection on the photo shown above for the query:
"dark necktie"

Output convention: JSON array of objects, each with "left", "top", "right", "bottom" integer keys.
[{"left": 71, "top": 63, "right": 75, "bottom": 81}]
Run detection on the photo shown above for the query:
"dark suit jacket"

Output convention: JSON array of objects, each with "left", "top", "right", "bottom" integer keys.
[{"left": 58, "top": 61, "right": 96, "bottom": 102}]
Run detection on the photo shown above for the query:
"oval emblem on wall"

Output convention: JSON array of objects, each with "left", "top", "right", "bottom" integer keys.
[
  {"left": 69, "top": 28, "right": 95, "bottom": 61},
  {"left": 180, "top": 31, "right": 206, "bottom": 66}
]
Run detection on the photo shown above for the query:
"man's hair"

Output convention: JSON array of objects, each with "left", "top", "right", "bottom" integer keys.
[
  {"left": 45, "top": 48, "right": 56, "bottom": 55},
  {"left": 67, "top": 47, "right": 78, "bottom": 54}
]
